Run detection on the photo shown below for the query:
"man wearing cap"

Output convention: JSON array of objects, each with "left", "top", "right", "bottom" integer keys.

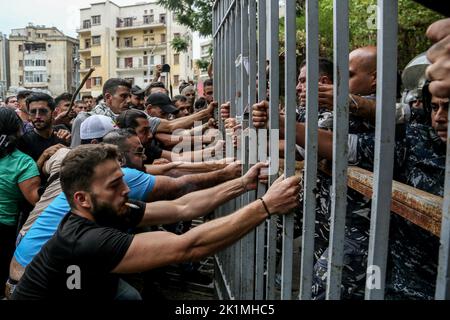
[
  {"left": 145, "top": 93, "right": 179, "bottom": 120},
  {"left": 80, "top": 115, "right": 117, "bottom": 144},
  {"left": 129, "top": 85, "right": 146, "bottom": 111}
]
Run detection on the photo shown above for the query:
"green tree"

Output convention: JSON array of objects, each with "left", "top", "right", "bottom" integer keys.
[
  {"left": 196, "top": 58, "right": 210, "bottom": 71},
  {"left": 158, "top": 0, "right": 213, "bottom": 37},
  {"left": 171, "top": 36, "right": 190, "bottom": 53}
]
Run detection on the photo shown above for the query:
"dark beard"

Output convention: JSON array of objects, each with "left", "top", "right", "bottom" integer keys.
[{"left": 90, "top": 195, "right": 129, "bottom": 229}]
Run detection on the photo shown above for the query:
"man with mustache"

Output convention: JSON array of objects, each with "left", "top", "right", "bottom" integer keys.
[{"left": 16, "top": 93, "right": 71, "bottom": 172}]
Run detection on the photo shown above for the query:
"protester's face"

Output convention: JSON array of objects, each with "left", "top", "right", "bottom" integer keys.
[
  {"left": 147, "top": 105, "right": 168, "bottom": 119},
  {"left": 124, "top": 135, "right": 146, "bottom": 170},
  {"left": 134, "top": 117, "right": 152, "bottom": 144},
  {"left": 349, "top": 53, "right": 376, "bottom": 96},
  {"left": 175, "top": 101, "right": 190, "bottom": 118},
  {"left": 28, "top": 101, "right": 53, "bottom": 131},
  {"left": 83, "top": 98, "right": 94, "bottom": 109},
  {"left": 74, "top": 102, "right": 88, "bottom": 114},
  {"left": 184, "top": 90, "right": 196, "bottom": 105},
  {"left": 296, "top": 66, "right": 307, "bottom": 106},
  {"left": 431, "top": 96, "right": 449, "bottom": 142},
  {"left": 7, "top": 97, "right": 18, "bottom": 109},
  {"left": 57, "top": 100, "right": 76, "bottom": 118},
  {"left": 130, "top": 94, "right": 145, "bottom": 109},
  {"left": 107, "top": 86, "right": 131, "bottom": 114},
  {"left": 88, "top": 159, "right": 130, "bottom": 227},
  {"left": 204, "top": 85, "right": 214, "bottom": 104}
]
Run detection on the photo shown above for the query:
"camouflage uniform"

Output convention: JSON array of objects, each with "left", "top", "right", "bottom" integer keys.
[{"left": 386, "top": 123, "right": 444, "bottom": 300}]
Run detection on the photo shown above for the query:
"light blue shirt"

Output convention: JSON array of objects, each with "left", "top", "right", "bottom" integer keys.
[{"left": 14, "top": 167, "right": 156, "bottom": 268}]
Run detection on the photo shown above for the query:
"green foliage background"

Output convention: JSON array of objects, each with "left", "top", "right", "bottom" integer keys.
[{"left": 158, "top": 0, "right": 444, "bottom": 69}]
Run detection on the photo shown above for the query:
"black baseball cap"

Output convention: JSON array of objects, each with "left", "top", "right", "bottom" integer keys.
[
  {"left": 146, "top": 93, "right": 179, "bottom": 114},
  {"left": 131, "top": 85, "right": 145, "bottom": 97}
]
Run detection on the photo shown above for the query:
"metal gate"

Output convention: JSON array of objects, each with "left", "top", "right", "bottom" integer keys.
[{"left": 212, "top": 0, "right": 450, "bottom": 300}]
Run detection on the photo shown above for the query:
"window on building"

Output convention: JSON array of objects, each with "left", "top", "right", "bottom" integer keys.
[
  {"left": 144, "top": 15, "right": 154, "bottom": 24},
  {"left": 92, "top": 56, "right": 101, "bottom": 66},
  {"left": 92, "top": 36, "right": 101, "bottom": 46},
  {"left": 93, "top": 77, "right": 102, "bottom": 87},
  {"left": 25, "top": 71, "right": 47, "bottom": 83},
  {"left": 92, "top": 15, "right": 101, "bottom": 25},
  {"left": 19, "top": 60, "right": 23, "bottom": 67},
  {"left": 124, "top": 37, "right": 133, "bottom": 48},
  {"left": 85, "top": 59, "right": 91, "bottom": 68},
  {"left": 19, "top": 75, "right": 23, "bottom": 83},
  {"left": 25, "top": 60, "right": 34, "bottom": 67},
  {"left": 18, "top": 45, "right": 23, "bottom": 52},
  {"left": 173, "top": 75, "right": 179, "bottom": 86},
  {"left": 125, "top": 57, "right": 133, "bottom": 68},
  {"left": 124, "top": 17, "right": 133, "bottom": 27},
  {"left": 143, "top": 55, "right": 148, "bottom": 66},
  {"left": 161, "top": 55, "right": 166, "bottom": 65},
  {"left": 150, "top": 55, "right": 154, "bottom": 65},
  {"left": 85, "top": 39, "right": 91, "bottom": 48},
  {"left": 159, "top": 14, "right": 166, "bottom": 24},
  {"left": 83, "top": 20, "right": 91, "bottom": 29},
  {"left": 173, "top": 54, "right": 179, "bottom": 65},
  {"left": 144, "top": 70, "right": 147, "bottom": 76},
  {"left": 36, "top": 59, "right": 46, "bottom": 67},
  {"left": 160, "top": 34, "right": 166, "bottom": 43}
]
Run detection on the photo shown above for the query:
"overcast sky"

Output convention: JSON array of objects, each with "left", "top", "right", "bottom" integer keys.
[{"left": 0, "top": 0, "right": 203, "bottom": 58}]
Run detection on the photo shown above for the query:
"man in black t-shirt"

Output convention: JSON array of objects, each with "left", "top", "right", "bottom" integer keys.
[
  {"left": 12, "top": 144, "right": 300, "bottom": 300},
  {"left": 16, "top": 93, "right": 71, "bottom": 172}
]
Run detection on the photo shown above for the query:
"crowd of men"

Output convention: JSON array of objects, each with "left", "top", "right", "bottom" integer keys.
[{"left": 0, "top": 14, "right": 449, "bottom": 300}]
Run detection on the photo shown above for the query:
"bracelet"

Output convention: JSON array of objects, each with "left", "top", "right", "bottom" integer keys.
[{"left": 259, "top": 197, "right": 272, "bottom": 219}]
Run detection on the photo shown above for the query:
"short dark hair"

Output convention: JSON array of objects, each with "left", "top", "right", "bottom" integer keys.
[
  {"left": 102, "top": 128, "right": 137, "bottom": 154},
  {"left": 17, "top": 90, "right": 33, "bottom": 101},
  {"left": 194, "top": 97, "right": 208, "bottom": 110},
  {"left": 26, "top": 92, "right": 56, "bottom": 111},
  {"left": 102, "top": 78, "right": 132, "bottom": 96},
  {"left": 95, "top": 94, "right": 104, "bottom": 105},
  {"left": 172, "top": 95, "right": 187, "bottom": 104},
  {"left": 300, "top": 57, "right": 334, "bottom": 83},
  {"left": 0, "top": 108, "right": 22, "bottom": 158},
  {"left": 116, "top": 110, "right": 148, "bottom": 130},
  {"left": 204, "top": 79, "right": 213, "bottom": 87},
  {"left": 60, "top": 144, "right": 120, "bottom": 207},
  {"left": 55, "top": 93, "right": 73, "bottom": 107},
  {"left": 82, "top": 95, "right": 93, "bottom": 100},
  {"left": 145, "top": 82, "right": 167, "bottom": 96}
]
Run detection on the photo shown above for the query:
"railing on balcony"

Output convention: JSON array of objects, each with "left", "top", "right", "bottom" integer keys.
[{"left": 115, "top": 19, "right": 166, "bottom": 28}]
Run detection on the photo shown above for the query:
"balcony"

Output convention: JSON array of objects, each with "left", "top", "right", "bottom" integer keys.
[
  {"left": 116, "top": 42, "right": 166, "bottom": 52},
  {"left": 116, "top": 59, "right": 147, "bottom": 72},
  {"left": 115, "top": 20, "right": 166, "bottom": 32},
  {"left": 78, "top": 46, "right": 92, "bottom": 53},
  {"left": 76, "top": 27, "right": 91, "bottom": 34}
]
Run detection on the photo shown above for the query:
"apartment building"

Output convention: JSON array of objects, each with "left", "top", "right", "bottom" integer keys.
[
  {"left": 8, "top": 24, "right": 79, "bottom": 96},
  {"left": 78, "top": 0, "right": 194, "bottom": 97},
  {"left": 0, "top": 34, "right": 10, "bottom": 101}
]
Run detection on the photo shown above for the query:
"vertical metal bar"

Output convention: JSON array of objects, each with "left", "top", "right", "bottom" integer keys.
[
  {"left": 365, "top": 0, "right": 398, "bottom": 301},
  {"left": 326, "top": 0, "right": 349, "bottom": 300},
  {"left": 233, "top": 0, "right": 242, "bottom": 300},
  {"left": 239, "top": 0, "right": 251, "bottom": 300},
  {"left": 266, "top": 0, "right": 279, "bottom": 300},
  {"left": 300, "top": 0, "right": 319, "bottom": 300},
  {"left": 255, "top": 0, "right": 267, "bottom": 300},
  {"left": 436, "top": 113, "right": 450, "bottom": 299},
  {"left": 281, "top": 0, "right": 297, "bottom": 300}
]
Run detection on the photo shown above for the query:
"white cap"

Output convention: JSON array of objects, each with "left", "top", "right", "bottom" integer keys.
[{"left": 80, "top": 115, "right": 116, "bottom": 140}]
